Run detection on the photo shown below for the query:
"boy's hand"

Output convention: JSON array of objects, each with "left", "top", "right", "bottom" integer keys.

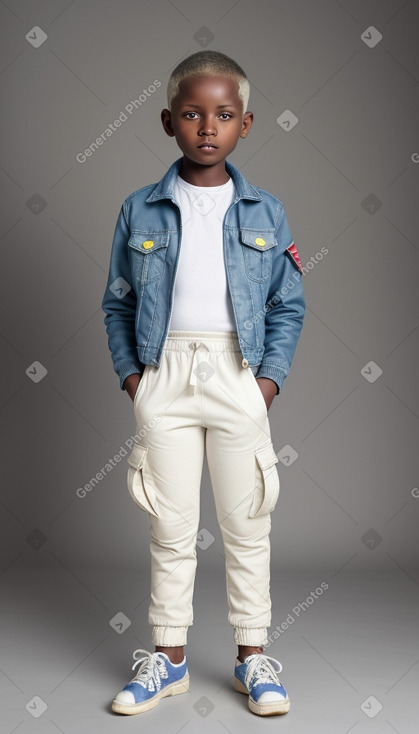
[
  {"left": 124, "top": 373, "right": 142, "bottom": 401},
  {"left": 256, "top": 377, "right": 278, "bottom": 412}
]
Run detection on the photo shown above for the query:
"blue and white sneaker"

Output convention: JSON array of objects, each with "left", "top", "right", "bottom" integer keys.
[
  {"left": 234, "top": 652, "right": 290, "bottom": 716},
  {"left": 112, "top": 648, "right": 189, "bottom": 715}
]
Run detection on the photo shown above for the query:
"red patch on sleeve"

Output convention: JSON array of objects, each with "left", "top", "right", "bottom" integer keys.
[{"left": 286, "top": 241, "right": 303, "bottom": 273}]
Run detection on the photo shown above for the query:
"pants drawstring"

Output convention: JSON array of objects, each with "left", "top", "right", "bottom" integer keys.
[{"left": 187, "top": 340, "right": 209, "bottom": 393}]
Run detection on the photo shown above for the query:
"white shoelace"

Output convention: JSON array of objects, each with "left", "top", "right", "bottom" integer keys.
[
  {"left": 130, "top": 648, "right": 169, "bottom": 692},
  {"left": 243, "top": 653, "right": 283, "bottom": 690}
]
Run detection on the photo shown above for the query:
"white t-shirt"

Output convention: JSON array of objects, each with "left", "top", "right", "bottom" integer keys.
[{"left": 167, "top": 173, "right": 237, "bottom": 332}]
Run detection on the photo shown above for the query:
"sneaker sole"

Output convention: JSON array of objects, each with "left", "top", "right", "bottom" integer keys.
[
  {"left": 111, "top": 673, "right": 189, "bottom": 715},
  {"left": 233, "top": 675, "right": 290, "bottom": 716}
]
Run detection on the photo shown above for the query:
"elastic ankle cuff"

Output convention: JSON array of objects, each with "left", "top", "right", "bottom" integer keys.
[
  {"left": 234, "top": 627, "right": 268, "bottom": 646},
  {"left": 151, "top": 625, "right": 188, "bottom": 646}
]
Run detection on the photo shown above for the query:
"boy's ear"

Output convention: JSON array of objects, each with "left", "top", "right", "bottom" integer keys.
[
  {"left": 240, "top": 110, "right": 253, "bottom": 139},
  {"left": 161, "top": 109, "right": 175, "bottom": 137}
]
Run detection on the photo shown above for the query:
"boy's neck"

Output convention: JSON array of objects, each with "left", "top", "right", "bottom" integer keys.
[{"left": 178, "top": 158, "right": 230, "bottom": 187}]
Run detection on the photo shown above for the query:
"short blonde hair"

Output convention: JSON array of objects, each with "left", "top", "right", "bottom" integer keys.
[{"left": 167, "top": 50, "right": 250, "bottom": 115}]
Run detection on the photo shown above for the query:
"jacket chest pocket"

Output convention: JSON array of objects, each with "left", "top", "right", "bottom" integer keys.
[
  {"left": 128, "top": 231, "right": 169, "bottom": 284},
  {"left": 239, "top": 228, "right": 277, "bottom": 282}
]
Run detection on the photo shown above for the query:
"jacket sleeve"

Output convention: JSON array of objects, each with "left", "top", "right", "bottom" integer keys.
[
  {"left": 255, "top": 203, "right": 305, "bottom": 393},
  {"left": 101, "top": 202, "right": 144, "bottom": 390}
]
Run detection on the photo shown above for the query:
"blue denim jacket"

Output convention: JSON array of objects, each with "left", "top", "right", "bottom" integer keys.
[{"left": 102, "top": 156, "right": 305, "bottom": 394}]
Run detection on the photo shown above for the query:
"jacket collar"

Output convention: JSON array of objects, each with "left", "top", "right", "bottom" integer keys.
[{"left": 146, "top": 156, "right": 263, "bottom": 203}]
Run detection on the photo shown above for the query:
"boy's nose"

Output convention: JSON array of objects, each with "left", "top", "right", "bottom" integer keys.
[{"left": 199, "top": 120, "right": 217, "bottom": 134}]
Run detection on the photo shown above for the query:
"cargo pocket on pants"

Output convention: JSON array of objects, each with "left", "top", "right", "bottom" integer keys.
[
  {"left": 249, "top": 442, "right": 280, "bottom": 518},
  {"left": 127, "top": 442, "right": 160, "bottom": 517}
]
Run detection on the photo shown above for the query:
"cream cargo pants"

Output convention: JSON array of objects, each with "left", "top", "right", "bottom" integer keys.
[{"left": 127, "top": 330, "right": 280, "bottom": 647}]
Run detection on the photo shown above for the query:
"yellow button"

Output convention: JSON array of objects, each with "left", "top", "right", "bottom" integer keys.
[
  {"left": 142, "top": 240, "right": 154, "bottom": 249},
  {"left": 242, "top": 358, "right": 249, "bottom": 367},
  {"left": 255, "top": 237, "right": 265, "bottom": 246}
]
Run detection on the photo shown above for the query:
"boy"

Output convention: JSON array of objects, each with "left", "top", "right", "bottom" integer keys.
[{"left": 102, "top": 50, "right": 305, "bottom": 717}]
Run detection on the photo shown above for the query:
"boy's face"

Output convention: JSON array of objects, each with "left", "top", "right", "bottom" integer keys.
[{"left": 161, "top": 75, "right": 253, "bottom": 168}]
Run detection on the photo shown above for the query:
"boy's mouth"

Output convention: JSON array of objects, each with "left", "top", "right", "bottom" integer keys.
[{"left": 197, "top": 143, "right": 218, "bottom": 149}]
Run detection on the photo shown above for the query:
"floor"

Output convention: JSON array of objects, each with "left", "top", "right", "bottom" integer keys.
[{"left": 1, "top": 565, "right": 418, "bottom": 733}]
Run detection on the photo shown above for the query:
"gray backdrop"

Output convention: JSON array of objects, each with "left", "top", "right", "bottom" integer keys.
[{"left": 1, "top": 1, "right": 418, "bottom": 732}]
